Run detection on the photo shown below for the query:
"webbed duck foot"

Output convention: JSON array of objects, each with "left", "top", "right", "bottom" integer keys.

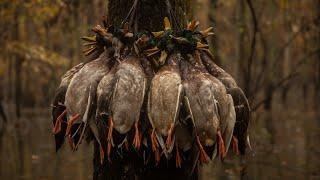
[
  {"left": 217, "top": 130, "right": 226, "bottom": 159},
  {"left": 232, "top": 136, "right": 240, "bottom": 155},
  {"left": 166, "top": 123, "right": 175, "bottom": 149},
  {"left": 133, "top": 121, "right": 141, "bottom": 150},
  {"left": 52, "top": 109, "right": 67, "bottom": 134},
  {"left": 175, "top": 145, "right": 182, "bottom": 168},
  {"left": 65, "top": 113, "right": 80, "bottom": 136},
  {"left": 151, "top": 129, "right": 160, "bottom": 165},
  {"left": 196, "top": 136, "right": 209, "bottom": 164},
  {"left": 100, "top": 146, "right": 105, "bottom": 164},
  {"left": 124, "top": 138, "right": 129, "bottom": 151},
  {"left": 67, "top": 134, "right": 75, "bottom": 150},
  {"left": 107, "top": 117, "right": 114, "bottom": 162}
]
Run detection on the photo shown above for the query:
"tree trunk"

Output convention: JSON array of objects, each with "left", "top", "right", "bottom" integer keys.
[
  {"left": 107, "top": 0, "right": 189, "bottom": 31},
  {"left": 14, "top": 10, "right": 21, "bottom": 119},
  {"left": 281, "top": 1, "right": 291, "bottom": 105},
  {"left": 93, "top": 1, "right": 195, "bottom": 179},
  {"left": 315, "top": 0, "right": 320, "bottom": 113}
]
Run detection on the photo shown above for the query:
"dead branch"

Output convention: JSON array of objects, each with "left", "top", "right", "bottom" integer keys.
[
  {"left": 252, "top": 48, "right": 320, "bottom": 111},
  {"left": 245, "top": 0, "right": 258, "bottom": 96}
]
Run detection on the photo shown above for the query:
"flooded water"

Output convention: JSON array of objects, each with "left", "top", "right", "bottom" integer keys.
[{"left": 0, "top": 97, "right": 319, "bottom": 180}]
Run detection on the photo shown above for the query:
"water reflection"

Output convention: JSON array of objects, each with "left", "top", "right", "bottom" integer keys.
[{"left": 0, "top": 104, "right": 319, "bottom": 179}]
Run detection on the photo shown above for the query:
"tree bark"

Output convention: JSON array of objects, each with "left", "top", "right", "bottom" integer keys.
[
  {"left": 93, "top": 1, "right": 195, "bottom": 179},
  {"left": 107, "top": 0, "right": 189, "bottom": 31},
  {"left": 315, "top": 0, "right": 320, "bottom": 113},
  {"left": 281, "top": 2, "right": 291, "bottom": 105}
]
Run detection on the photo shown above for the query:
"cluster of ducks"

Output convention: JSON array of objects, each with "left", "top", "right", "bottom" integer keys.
[{"left": 51, "top": 17, "right": 251, "bottom": 168}]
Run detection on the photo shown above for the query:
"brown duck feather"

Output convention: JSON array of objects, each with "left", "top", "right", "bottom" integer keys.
[
  {"left": 65, "top": 51, "right": 111, "bottom": 149},
  {"left": 200, "top": 50, "right": 250, "bottom": 155},
  {"left": 148, "top": 53, "right": 182, "bottom": 155},
  {"left": 52, "top": 62, "right": 85, "bottom": 151},
  {"left": 111, "top": 56, "right": 146, "bottom": 135}
]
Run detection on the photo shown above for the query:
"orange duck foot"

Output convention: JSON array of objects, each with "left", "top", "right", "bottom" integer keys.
[
  {"left": 175, "top": 145, "right": 182, "bottom": 168},
  {"left": 100, "top": 146, "right": 105, "bottom": 165},
  {"left": 124, "top": 139, "right": 129, "bottom": 151},
  {"left": 196, "top": 136, "right": 209, "bottom": 164},
  {"left": 151, "top": 129, "right": 159, "bottom": 152},
  {"left": 107, "top": 141, "right": 112, "bottom": 162},
  {"left": 232, "top": 136, "right": 240, "bottom": 155},
  {"left": 65, "top": 113, "right": 80, "bottom": 136},
  {"left": 165, "top": 123, "right": 175, "bottom": 149},
  {"left": 155, "top": 148, "right": 160, "bottom": 165},
  {"left": 151, "top": 129, "right": 160, "bottom": 165},
  {"left": 52, "top": 110, "right": 67, "bottom": 134},
  {"left": 107, "top": 117, "right": 114, "bottom": 162},
  {"left": 133, "top": 121, "right": 141, "bottom": 150},
  {"left": 217, "top": 130, "right": 226, "bottom": 159},
  {"left": 67, "top": 135, "right": 75, "bottom": 150}
]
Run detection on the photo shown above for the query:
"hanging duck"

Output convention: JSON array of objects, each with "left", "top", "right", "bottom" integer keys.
[
  {"left": 182, "top": 21, "right": 237, "bottom": 154},
  {"left": 175, "top": 37, "right": 235, "bottom": 164},
  {"left": 146, "top": 18, "right": 183, "bottom": 164},
  {"left": 51, "top": 15, "right": 251, "bottom": 172},
  {"left": 95, "top": 25, "right": 147, "bottom": 163},
  {"left": 52, "top": 62, "right": 85, "bottom": 151},
  {"left": 108, "top": 55, "right": 146, "bottom": 156},
  {"left": 200, "top": 50, "right": 251, "bottom": 155},
  {"left": 64, "top": 25, "right": 114, "bottom": 151}
]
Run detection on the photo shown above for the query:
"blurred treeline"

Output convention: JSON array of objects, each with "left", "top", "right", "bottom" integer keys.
[
  {"left": 1, "top": 0, "right": 319, "bottom": 116},
  {"left": 0, "top": 0, "right": 107, "bottom": 116}
]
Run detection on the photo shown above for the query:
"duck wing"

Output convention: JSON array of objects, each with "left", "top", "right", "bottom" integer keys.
[{"left": 65, "top": 52, "right": 111, "bottom": 149}]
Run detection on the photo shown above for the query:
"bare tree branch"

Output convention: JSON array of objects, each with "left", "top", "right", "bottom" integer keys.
[
  {"left": 246, "top": 0, "right": 258, "bottom": 96},
  {"left": 252, "top": 48, "right": 320, "bottom": 111},
  {"left": 252, "top": 73, "right": 298, "bottom": 111}
]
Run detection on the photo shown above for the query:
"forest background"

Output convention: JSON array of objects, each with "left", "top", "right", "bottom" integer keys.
[{"left": 0, "top": 0, "right": 319, "bottom": 179}]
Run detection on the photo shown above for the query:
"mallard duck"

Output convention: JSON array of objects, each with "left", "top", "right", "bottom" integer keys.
[
  {"left": 52, "top": 62, "right": 85, "bottom": 151},
  {"left": 148, "top": 53, "right": 182, "bottom": 164},
  {"left": 181, "top": 52, "right": 235, "bottom": 163},
  {"left": 95, "top": 65, "right": 118, "bottom": 163},
  {"left": 109, "top": 55, "right": 146, "bottom": 155},
  {"left": 52, "top": 17, "right": 250, "bottom": 176},
  {"left": 64, "top": 50, "right": 112, "bottom": 150},
  {"left": 200, "top": 50, "right": 250, "bottom": 155}
]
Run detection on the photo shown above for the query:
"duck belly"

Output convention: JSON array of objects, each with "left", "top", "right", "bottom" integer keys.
[
  {"left": 111, "top": 57, "right": 146, "bottom": 134},
  {"left": 148, "top": 70, "right": 182, "bottom": 136}
]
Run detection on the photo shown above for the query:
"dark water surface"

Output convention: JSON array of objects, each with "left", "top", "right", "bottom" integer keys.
[{"left": 0, "top": 103, "right": 319, "bottom": 180}]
